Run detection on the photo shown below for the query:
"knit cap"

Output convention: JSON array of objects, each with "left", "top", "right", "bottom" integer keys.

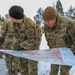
[
  {"left": 9, "top": 5, "right": 24, "bottom": 19},
  {"left": 43, "top": 6, "right": 57, "bottom": 21}
]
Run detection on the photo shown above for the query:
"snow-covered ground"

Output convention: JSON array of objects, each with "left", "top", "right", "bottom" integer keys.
[{"left": 0, "top": 33, "right": 75, "bottom": 75}]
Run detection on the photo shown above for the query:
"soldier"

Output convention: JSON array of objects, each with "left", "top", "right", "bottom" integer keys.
[
  {"left": 0, "top": 15, "right": 3, "bottom": 58},
  {"left": 42, "top": 6, "right": 75, "bottom": 75},
  {"left": 0, "top": 5, "right": 42, "bottom": 75}
]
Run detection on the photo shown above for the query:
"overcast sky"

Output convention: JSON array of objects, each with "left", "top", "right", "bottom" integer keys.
[{"left": 0, "top": 0, "right": 75, "bottom": 20}]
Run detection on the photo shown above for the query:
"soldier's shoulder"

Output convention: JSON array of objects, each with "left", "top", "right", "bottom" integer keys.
[
  {"left": 4, "top": 18, "right": 11, "bottom": 23},
  {"left": 24, "top": 16, "right": 34, "bottom": 25},
  {"left": 60, "top": 16, "right": 74, "bottom": 23},
  {"left": 0, "top": 18, "right": 12, "bottom": 27},
  {"left": 27, "top": 17, "right": 34, "bottom": 25},
  {"left": 60, "top": 16, "right": 75, "bottom": 28},
  {"left": 2, "top": 18, "right": 11, "bottom": 25}
]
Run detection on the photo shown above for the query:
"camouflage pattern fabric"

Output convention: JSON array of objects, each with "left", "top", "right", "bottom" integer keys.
[
  {"left": 0, "top": 18, "right": 3, "bottom": 58},
  {"left": 50, "top": 64, "right": 59, "bottom": 75},
  {"left": 13, "top": 56, "right": 19, "bottom": 75},
  {"left": 28, "top": 60, "right": 38, "bottom": 75},
  {"left": 0, "top": 16, "right": 42, "bottom": 75},
  {"left": 44, "top": 16, "right": 75, "bottom": 75},
  {"left": 19, "top": 58, "right": 28, "bottom": 75},
  {"left": 19, "top": 58, "right": 38, "bottom": 75},
  {"left": 50, "top": 64, "right": 71, "bottom": 75},
  {"left": 60, "top": 65, "right": 71, "bottom": 75},
  {"left": 5, "top": 54, "right": 13, "bottom": 75},
  {"left": 44, "top": 16, "right": 75, "bottom": 48},
  {"left": 35, "top": 22, "right": 42, "bottom": 49}
]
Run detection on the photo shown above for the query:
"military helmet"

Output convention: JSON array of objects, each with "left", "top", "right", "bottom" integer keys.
[{"left": 43, "top": 6, "right": 57, "bottom": 21}]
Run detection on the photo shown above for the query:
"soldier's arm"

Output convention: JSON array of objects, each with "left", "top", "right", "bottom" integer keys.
[
  {"left": 1, "top": 22, "right": 8, "bottom": 36},
  {"left": 36, "top": 26, "right": 42, "bottom": 48},
  {"left": 67, "top": 21, "right": 75, "bottom": 53},
  {"left": 0, "top": 22, "right": 8, "bottom": 45},
  {"left": 67, "top": 21, "right": 75, "bottom": 45}
]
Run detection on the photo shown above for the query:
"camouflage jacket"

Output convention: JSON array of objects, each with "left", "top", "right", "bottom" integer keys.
[
  {"left": 0, "top": 16, "right": 42, "bottom": 50},
  {"left": 44, "top": 16, "right": 75, "bottom": 48},
  {"left": 35, "top": 25, "right": 42, "bottom": 45}
]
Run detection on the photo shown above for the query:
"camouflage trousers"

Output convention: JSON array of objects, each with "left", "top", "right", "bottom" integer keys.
[
  {"left": 19, "top": 57, "right": 38, "bottom": 75},
  {"left": 5, "top": 54, "right": 19, "bottom": 75},
  {"left": 50, "top": 64, "right": 72, "bottom": 75}
]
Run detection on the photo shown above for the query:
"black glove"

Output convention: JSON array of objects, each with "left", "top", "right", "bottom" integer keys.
[{"left": 14, "top": 44, "right": 25, "bottom": 51}]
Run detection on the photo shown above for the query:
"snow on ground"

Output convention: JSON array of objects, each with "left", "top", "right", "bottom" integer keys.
[{"left": 0, "top": 33, "right": 75, "bottom": 75}]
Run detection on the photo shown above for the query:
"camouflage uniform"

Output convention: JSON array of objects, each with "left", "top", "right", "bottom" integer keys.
[
  {"left": 0, "top": 16, "right": 42, "bottom": 75},
  {"left": 0, "top": 16, "right": 3, "bottom": 58},
  {"left": 35, "top": 21, "right": 42, "bottom": 49},
  {"left": 0, "top": 18, "right": 20, "bottom": 75},
  {"left": 44, "top": 16, "right": 75, "bottom": 75}
]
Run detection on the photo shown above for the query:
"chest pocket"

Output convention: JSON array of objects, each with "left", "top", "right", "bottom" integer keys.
[{"left": 48, "top": 26, "right": 67, "bottom": 47}]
